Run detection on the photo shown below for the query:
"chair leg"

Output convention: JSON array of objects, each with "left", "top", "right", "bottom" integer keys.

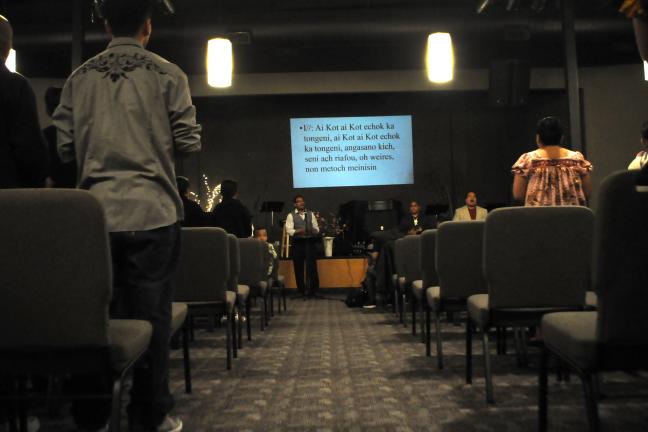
[
  {"left": 582, "top": 373, "right": 601, "bottom": 432},
  {"left": 260, "top": 296, "right": 265, "bottom": 332},
  {"left": 237, "top": 305, "right": 243, "bottom": 349},
  {"left": 182, "top": 323, "right": 192, "bottom": 394},
  {"left": 270, "top": 290, "right": 275, "bottom": 317},
  {"left": 420, "top": 301, "right": 426, "bottom": 343},
  {"left": 265, "top": 295, "right": 270, "bottom": 327},
  {"left": 538, "top": 345, "right": 549, "bottom": 432},
  {"left": 425, "top": 304, "right": 431, "bottom": 357},
  {"left": 435, "top": 311, "right": 444, "bottom": 370},
  {"left": 110, "top": 377, "right": 123, "bottom": 432},
  {"left": 481, "top": 329, "right": 495, "bottom": 404},
  {"left": 466, "top": 319, "right": 473, "bottom": 384},
  {"left": 246, "top": 298, "right": 252, "bottom": 341},
  {"left": 232, "top": 310, "right": 238, "bottom": 359},
  {"left": 282, "top": 289, "right": 287, "bottom": 311},
  {"left": 226, "top": 313, "right": 233, "bottom": 370},
  {"left": 411, "top": 296, "right": 417, "bottom": 336}
]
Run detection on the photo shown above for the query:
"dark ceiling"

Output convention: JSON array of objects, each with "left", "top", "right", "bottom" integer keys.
[{"left": 0, "top": 0, "right": 640, "bottom": 78}]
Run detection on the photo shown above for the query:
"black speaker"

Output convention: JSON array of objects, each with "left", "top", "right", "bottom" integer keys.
[{"left": 489, "top": 60, "right": 530, "bottom": 107}]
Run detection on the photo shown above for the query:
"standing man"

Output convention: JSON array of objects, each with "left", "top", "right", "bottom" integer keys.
[
  {"left": 285, "top": 195, "right": 320, "bottom": 297},
  {"left": 0, "top": 15, "right": 49, "bottom": 189},
  {"left": 53, "top": 1, "right": 201, "bottom": 431},
  {"left": 453, "top": 192, "right": 487, "bottom": 221},
  {"left": 399, "top": 200, "right": 436, "bottom": 235}
]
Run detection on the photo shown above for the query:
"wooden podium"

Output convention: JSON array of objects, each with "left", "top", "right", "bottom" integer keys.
[{"left": 278, "top": 257, "right": 368, "bottom": 289}]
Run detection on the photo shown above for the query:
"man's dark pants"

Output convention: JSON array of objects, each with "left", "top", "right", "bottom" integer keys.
[
  {"left": 292, "top": 237, "right": 319, "bottom": 295},
  {"left": 71, "top": 223, "right": 180, "bottom": 429}
]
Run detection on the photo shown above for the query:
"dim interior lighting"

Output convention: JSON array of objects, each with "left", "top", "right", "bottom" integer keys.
[
  {"left": 644, "top": 61, "right": 648, "bottom": 81},
  {"left": 5, "top": 49, "right": 16, "bottom": 72},
  {"left": 426, "top": 33, "right": 454, "bottom": 83},
  {"left": 207, "top": 38, "right": 232, "bottom": 88}
]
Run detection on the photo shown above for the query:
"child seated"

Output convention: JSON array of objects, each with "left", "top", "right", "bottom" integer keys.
[{"left": 254, "top": 226, "right": 277, "bottom": 276}]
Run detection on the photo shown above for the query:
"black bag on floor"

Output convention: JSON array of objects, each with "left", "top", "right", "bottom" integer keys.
[{"left": 345, "top": 282, "right": 369, "bottom": 308}]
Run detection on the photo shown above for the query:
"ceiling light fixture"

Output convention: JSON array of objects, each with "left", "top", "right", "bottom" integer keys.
[
  {"left": 476, "top": 0, "right": 493, "bottom": 14},
  {"left": 5, "top": 49, "right": 16, "bottom": 72},
  {"left": 207, "top": 38, "right": 233, "bottom": 88},
  {"left": 426, "top": 33, "right": 454, "bottom": 84}
]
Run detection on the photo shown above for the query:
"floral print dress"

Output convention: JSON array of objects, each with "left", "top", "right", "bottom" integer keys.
[{"left": 511, "top": 150, "right": 593, "bottom": 206}]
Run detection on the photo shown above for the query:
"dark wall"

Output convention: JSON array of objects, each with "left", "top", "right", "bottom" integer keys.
[{"left": 179, "top": 90, "right": 568, "bottom": 229}]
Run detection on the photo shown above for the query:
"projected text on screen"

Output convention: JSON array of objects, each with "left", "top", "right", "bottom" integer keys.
[{"left": 290, "top": 115, "right": 414, "bottom": 188}]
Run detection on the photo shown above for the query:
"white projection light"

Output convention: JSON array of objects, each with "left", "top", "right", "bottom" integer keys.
[
  {"left": 426, "top": 33, "right": 454, "bottom": 83},
  {"left": 207, "top": 38, "right": 232, "bottom": 88},
  {"left": 5, "top": 49, "right": 16, "bottom": 72},
  {"left": 644, "top": 61, "right": 648, "bottom": 81}
]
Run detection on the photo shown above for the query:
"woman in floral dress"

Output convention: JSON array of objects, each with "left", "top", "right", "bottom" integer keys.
[{"left": 512, "top": 116, "right": 593, "bottom": 206}]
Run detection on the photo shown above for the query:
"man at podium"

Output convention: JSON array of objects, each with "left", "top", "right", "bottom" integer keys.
[{"left": 285, "top": 195, "right": 320, "bottom": 297}]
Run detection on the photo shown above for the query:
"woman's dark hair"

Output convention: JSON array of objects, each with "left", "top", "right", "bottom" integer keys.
[
  {"left": 641, "top": 121, "right": 648, "bottom": 140},
  {"left": 536, "top": 116, "right": 564, "bottom": 146},
  {"left": 220, "top": 179, "right": 237, "bottom": 200},
  {"left": 103, "top": 0, "right": 154, "bottom": 37}
]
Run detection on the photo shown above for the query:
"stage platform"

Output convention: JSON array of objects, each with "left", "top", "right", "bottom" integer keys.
[{"left": 278, "top": 257, "right": 368, "bottom": 289}]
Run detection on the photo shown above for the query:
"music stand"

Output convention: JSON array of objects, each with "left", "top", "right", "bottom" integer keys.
[{"left": 260, "top": 201, "right": 284, "bottom": 227}]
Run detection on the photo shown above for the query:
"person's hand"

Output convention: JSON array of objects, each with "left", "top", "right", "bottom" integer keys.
[
  {"left": 294, "top": 228, "right": 305, "bottom": 235},
  {"left": 407, "top": 228, "right": 417, "bottom": 235}
]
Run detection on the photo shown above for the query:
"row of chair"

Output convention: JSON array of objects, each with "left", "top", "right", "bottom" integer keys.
[
  {"left": 388, "top": 170, "right": 648, "bottom": 431},
  {"left": 0, "top": 190, "right": 287, "bottom": 432}
]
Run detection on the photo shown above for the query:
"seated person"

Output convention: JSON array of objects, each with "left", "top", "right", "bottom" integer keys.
[
  {"left": 177, "top": 176, "right": 206, "bottom": 227},
  {"left": 209, "top": 179, "right": 252, "bottom": 237},
  {"left": 628, "top": 121, "right": 648, "bottom": 170},
  {"left": 453, "top": 191, "right": 487, "bottom": 221},
  {"left": 399, "top": 200, "right": 436, "bottom": 235},
  {"left": 254, "top": 226, "right": 277, "bottom": 277}
]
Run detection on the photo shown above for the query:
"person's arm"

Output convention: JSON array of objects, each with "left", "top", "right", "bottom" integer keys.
[
  {"left": 168, "top": 70, "right": 202, "bottom": 156},
  {"left": 634, "top": 18, "right": 648, "bottom": 61},
  {"left": 243, "top": 204, "right": 253, "bottom": 237},
  {"left": 512, "top": 174, "right": 528, "bottom": 203},
  {"left": 52, "top": 80, "right": 75, "bottom": 164},
  {"left": 285, "top": 213, "right": 296, "bottom": 236},
  {"left": 9, "top": 78, "right": 49, "bottom": 186}
]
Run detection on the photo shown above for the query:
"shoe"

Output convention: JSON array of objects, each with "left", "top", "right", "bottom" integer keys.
[
  {"left": 362, "top": 304, "right": 377, "bottom": 309},
  {"left": 155, "top": 416, "right": 182, "bottom": 432}
]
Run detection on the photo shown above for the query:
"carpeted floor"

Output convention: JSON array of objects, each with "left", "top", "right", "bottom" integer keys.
[{"left": 39, "top": 296, "right": 648, "bottom": 431}]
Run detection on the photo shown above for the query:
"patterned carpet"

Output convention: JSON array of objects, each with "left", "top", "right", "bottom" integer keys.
[{"left": 40, "top": 296, "right": 648, "bottom": 431}]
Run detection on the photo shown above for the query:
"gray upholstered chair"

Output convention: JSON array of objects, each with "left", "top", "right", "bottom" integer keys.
[
  {"left": 539, "top": 170, "right": 648, "bottom": 431},
  {"left": 423, "top": 221, "right": 487, "bottom": 369},
  {"left": 228, "top": 234, "right": 250, "bottom": 346},
  {"left": 238, "top": 238, "right": 269, "bottom": 332},
  {"left": 270, "top": 254, "right": 287, "bottom": 316},
  {"left": 466, "top": 206, "right": 594, "bottom": 403},
  {"left": 170, "top": 302, "right": 191, "bottom": 393},
  {"left": 412, "top": 230, "right": 436, "bottom": 339},
  {"left": 395, "top": 235, "right": 423, "bottom": 336},
  {"left": 173, "top": 228, "right": 235, "bottom": 370},
  {"left": 0, "top": 189, "right": 152, "bottom": 432}
]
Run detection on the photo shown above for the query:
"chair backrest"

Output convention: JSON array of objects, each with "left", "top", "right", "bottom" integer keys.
[
  {"left": 436, "top": 221, "right": 487, "bottom": 299},
  {"left": 394, "top": 234, "right": 421, "bottom": 284},
  {"left": 174, "top": 227, "right": 229, "bottom": 303},
  {"left": 227, "top": 234, "right": 240, "bottom": 292},
  {"left": 484, "top": 206, "right": 593, "bottom": 309},
  {"left": 595, "top": 170, "right": 648, "bottom": 347},
  {"left": 238, "top": 238, "right": 266, "bottom": 288},
  {"left": 0, "top": 189, "right": 111, "bottom": 350},
  {"left": 420, "top": 229, "right": 439, "bottom": 289}
]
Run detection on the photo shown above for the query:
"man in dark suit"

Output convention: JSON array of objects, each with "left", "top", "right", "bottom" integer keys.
[
  {"left": 0, "top": 15, "right": 48, "bottom": 188},
  {"left": 209, "top": 179, "right": 252, "bottom": 238},
  {"left": 176, "top": 176, "right": 206, "bottom": 227},
  {"left": 399, "top": 200, "right": 436, "bottom": 235}
]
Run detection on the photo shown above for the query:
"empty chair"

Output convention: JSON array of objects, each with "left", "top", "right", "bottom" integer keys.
[
  {"left": 539, "top": 170, "right": 648, "bottom": 431},
  {"left": 174, "top": 228, "right": 235, "bottom": 370},
  {"left": 269, "top": 253, "right": 287, "bottom": 316},
  {"left": 392, "top": 237, "right": 409, "bottom": 323},
  {"left": 395, "top": 235, "right": 423, "bottom": 336},
  {"left": 228, "top": 234, "right": 250, "bottom": 345},
  {"left": 239, "top": 238, "right": 269, "bottom": 332},
  {"left": 411, "top": 231, "right": 435, "bottom": 339},
  {"left": 424, "top": 221, "right": 487, "bottom": 368},
  {"left": 466, "top": 206, "right": 594, "bottom": 403},
  {"left": 0, "top": 189, "right": 152, "bottom": 432}
]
